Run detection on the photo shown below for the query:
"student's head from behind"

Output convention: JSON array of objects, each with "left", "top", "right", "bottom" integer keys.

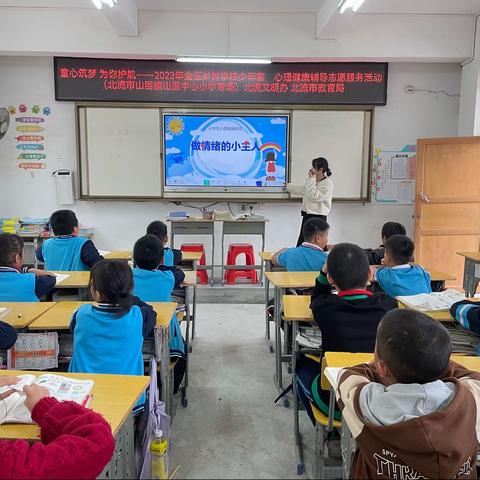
[
  {"left": 50, "top": 210, "right": 79, "bottom": 236},
  {"left": 326, "top": 243, "right": 370, "bottom": 291},
  {"left": 383, "top": 234, "right": 414, "bottom": 267},
  {"left": 146, "top": 221, "right": 168, "bottom": 245},
  {"left": 375, "top": 308, "right": 452, "bottom": 385},
  {"left": 133, "top": 234, "right": 164, "bottom": 270},
  {"left": 381, "top": 221, "right": 406, "bottom": 245},
  {"left": 311, "top": 157, "right": 332, "bottom": 179},
  {"left": 89, "top": 259, "right": 134, "bottom": 314},
  {"left": 0, "top": 233, "right": 24, "bottom": 270},
  {"left": 302, "top": 218, "right": 329, "bottom": 249}
]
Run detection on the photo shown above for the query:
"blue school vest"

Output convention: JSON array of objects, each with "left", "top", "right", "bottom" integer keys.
[
  {"left": 41, "top": 236, "right": 89, "bottom": 271},
  {"left": 0, "top": 271, "right": 38, "bottom": 302},
  {"left": 163, "top": 248, "right": 174, "bottom": 267},
  {"left": 376, "top": 265, "right": 432, "bottom": 297},
  {"left": 132, "top": 268, "right": 185, "bottom": 357},
  {"left": 277, "top": 245, "right": 327, "bottom": 272},
  {"left": 69, "top": 304, "right": 145, "bottom": 404},
  {"left": 132, "top": 268, "right": 175, "bottom": 302}
]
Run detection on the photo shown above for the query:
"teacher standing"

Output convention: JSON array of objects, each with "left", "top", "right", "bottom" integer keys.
[{"left": 286, "top": 157, "right": 333, "bottom": 247}]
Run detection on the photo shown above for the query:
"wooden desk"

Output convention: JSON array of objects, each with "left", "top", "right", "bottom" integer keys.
[
  {"left": 0, "top": 370, "right": 148, "bottom": 479},
  {"left": 29, "top": 301, "right": 177, "bottom": 330},
  {"left": 0, "top": 302, "right": 56, "bottom": 329},
  {"left": 28, "top": 301, "right": 176, "bottom": 415},
  {"left": 103, "top": 250, "right": 132, "bottom": 260},
  {"left": 182, "top": 251, "right": 203, "bottom": 263},
  {"left": 323, "top": 351, "right": 480, "bottom": 479},
  {"left": 52, "top": 271, "right": 90, "bottom": 289},
  {"left": 265, "top": 271, "right": 318, "bottom": 289},
  {"left": 283, "top": 295, "right": 314, "bottom": 322},
  {"left": 324, "top": 351, "right": 480, "bottom": 376},
  {"left": 284, "top": 294, "right": 461, "bottom": 323},
  {"left": 457, "top": 251, "right": 480, "bottom": 297}
]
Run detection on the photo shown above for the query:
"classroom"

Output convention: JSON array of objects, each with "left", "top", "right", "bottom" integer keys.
[{"left": 1, "top": 1, "right": 480, "bottom": 479}]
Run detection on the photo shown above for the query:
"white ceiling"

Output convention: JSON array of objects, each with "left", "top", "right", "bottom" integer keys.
[{"left": 0, "top": 0, "right": 479, "bottom": 14}]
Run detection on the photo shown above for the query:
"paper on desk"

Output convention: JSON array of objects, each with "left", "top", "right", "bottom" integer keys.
[
  {"left": 397, "top": 289, "right": 467, "bottom": 312},
  {"left": 98, "top": 250, "right": 111, "bottom": 256},
  {"left": 54, "top": 273, "right": 70, "bottom": 285},
  {"left": 0, "top": 307, "right": 11, "bottom": 320},
  {"left": 324, "top": 367, "right": 344, "bottom": 389}
]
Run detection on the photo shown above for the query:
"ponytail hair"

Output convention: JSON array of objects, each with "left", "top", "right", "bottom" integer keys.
[
  {"left": 0, "top": 233, "right": 24, "bottom": 267},
  {"left": 89, "top": 259, "right": 134, "bottom": 316},
  {"left": 312, "top": 157, "right": 332, "bottom": 177}
]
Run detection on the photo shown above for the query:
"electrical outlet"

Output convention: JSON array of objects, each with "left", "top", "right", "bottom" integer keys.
[{"left": 241, "top": 203, "right": 247, "bottom": 212}]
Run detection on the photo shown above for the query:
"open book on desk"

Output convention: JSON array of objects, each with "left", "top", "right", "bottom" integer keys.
[
  {"left": 0, "top": 374, "right": 94, "bottom": 424},
  {"left": 397, "top": 289, "right": 472, "bottom": 312}
]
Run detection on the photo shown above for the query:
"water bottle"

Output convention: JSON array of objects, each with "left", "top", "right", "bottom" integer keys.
[{"left": 150, "top": 429, "right": 168, "bottom": 479}]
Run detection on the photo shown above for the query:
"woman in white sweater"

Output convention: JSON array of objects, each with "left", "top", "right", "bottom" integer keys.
[{"left": 286, "top": 157, "right": 333, "bottom": 246}]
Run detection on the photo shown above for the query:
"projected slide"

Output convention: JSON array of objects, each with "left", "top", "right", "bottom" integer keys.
[{"left": 164, "top": 114, "right": 288, "bottom": 188}]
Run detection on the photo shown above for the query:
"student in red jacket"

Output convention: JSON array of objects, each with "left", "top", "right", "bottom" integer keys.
[{"left": 0, "top": 377, "right": 115, "bottom": 480}]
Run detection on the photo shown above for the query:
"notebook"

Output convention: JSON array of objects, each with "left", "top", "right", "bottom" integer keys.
[{"left": 0, "top": 374, "right": 94, "bottom": 424}]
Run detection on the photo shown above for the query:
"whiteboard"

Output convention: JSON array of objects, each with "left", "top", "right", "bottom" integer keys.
[
  {"left": 78, "top": 106, "right": 371, "bottom": 200},
  {"left": 290, "top": 110, "right": 370, "bottom": 200},
  {"left": 82, "top": 107, "right": 162, "bottom": 197}
]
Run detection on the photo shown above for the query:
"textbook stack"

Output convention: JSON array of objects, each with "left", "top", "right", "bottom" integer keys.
[
  {"left": 444, "top": 323, "right": 480, "bottom": 356},
  {"left": 18, "top": 217, "right": 49, "bottom": 235},
  {"left": 0, "top": 217, "right": 20, "bottom": 233}
]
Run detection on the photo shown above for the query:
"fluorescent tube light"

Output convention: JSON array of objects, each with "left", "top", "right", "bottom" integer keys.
[
  {"left": 91, "top": 0, "right": 117, "bottom": 9},
  {"left": 176, "top": 57, "right": 272, "bottom": 65},
  {"left": 339, "top": 0, "right": 365, "bottom": 13},
  {"left": 352, "top": 0, "right": 366, "bottom": 12}
]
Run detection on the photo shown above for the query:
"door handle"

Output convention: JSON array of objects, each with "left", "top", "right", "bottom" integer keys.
[{"left": 420, "top": 192, "right": 430, "bottom": 203}]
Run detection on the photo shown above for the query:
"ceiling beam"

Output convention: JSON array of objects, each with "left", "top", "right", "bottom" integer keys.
[
  {"left": 101, "top": 0, "right": 138, "bottom": 37},
  {"left": 316, "top": 0, "right": 340, "bottom": 39}
]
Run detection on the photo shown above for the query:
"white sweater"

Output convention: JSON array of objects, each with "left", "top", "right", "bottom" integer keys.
[{"left": 286, "top": 176, "right": 333, "bottom": 216}]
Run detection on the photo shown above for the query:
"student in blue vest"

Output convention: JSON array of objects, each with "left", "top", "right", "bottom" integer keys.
[
  {"left": 36, "top": 210, "right": 103, "bottom": 271},
  {"left": 69, "top": 259, "right": 156, "bottom": 407},
  {"left": 146, "top": 220, "right": 182, "bottom": 266},
  {"left": 0, "top": 321, "right": 16, "bottom": 350},
  {"left": 132, "top": 234, "right": 186, "bottom": 390},
  {"left": 0, "top": 233, "right": 56, "bottom": 302},
  {"left": 272, "top": 218, "right": 329, "bottom": 271},
  {"left": 373, "top": 234, "right": 432, "bottom": 297}
]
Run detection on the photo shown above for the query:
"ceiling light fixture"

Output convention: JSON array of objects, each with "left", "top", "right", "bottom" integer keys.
[
  {"left": 91, "top": 0, "right": 117, "bottom": 10},
  {"left": 176, "top": 57, "right": 272, "bottom": 65},
  {"left": 339, "top": 0, "right": 365, "bottom": 14}
]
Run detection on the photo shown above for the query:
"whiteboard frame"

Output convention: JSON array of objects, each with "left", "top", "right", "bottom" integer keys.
[{"left": 76, "top": 102, "right": 373, "bottom": 202}]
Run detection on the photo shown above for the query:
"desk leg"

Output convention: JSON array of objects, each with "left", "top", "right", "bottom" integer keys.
[
  {"left": 341, "top": 418, "right": 356, "bottom": 479},
  {"left": 221, "top": 227, "right": 225, "bottom": 286},
  {"left": 327, "top": 389, "right": 335, "bottom": 431},
  {"left": 191, "top": 262, "right": 197, "bottom": 344},
  {"left": 292, "top": 319, "right": 304, "bottom": 475},
  {"left": 463, "top": 258, "right": 480, "bottom": 298},
  {"left": 274, "top": 286, "right": 285, "bottom": 392},
  {"left": 155, "top": 325, "right": 171, "bottom": 415},
  {"left": 265, "top": 261, "right": 272, "bottom": 348},
  {"left": 99, "top": 413, "right": 135, "bottom": 479},
  {"left": 181, "top": 287, "right": 191, "bottom": 408}
]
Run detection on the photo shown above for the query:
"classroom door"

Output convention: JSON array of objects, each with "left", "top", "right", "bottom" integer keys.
[{"left": 414, "top": 137, "right": 480, "bottom": 289}]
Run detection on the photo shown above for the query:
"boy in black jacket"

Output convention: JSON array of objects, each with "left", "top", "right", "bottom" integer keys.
[
  {"left": 364, "top": 221, "right": 406, "bottom": 265},
  {"left": 296, "top": 243, "right": 397, "bottom": 424}
]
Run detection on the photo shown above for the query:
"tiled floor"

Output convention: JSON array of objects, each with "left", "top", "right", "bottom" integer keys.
[{"left": 169, "top": 303, "right": 314, "bottom": 479}]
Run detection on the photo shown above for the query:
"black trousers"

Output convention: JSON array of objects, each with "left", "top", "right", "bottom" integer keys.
[{"left": 296, "top": 211, "right": 327, "bottom": 247}]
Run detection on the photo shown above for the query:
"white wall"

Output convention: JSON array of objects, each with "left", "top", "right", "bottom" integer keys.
[
  {"left": 459, "top": 18, "right": 480, "bottom": 136},
  {"left": 0, "top": 8, "right": 474, "bottom": 62},
  {"left": 0, "top": 58, "right": 461, "bottom": 263}
]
